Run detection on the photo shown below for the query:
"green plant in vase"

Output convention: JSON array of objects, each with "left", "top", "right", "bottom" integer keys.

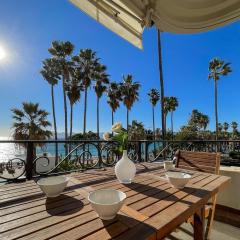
[{"left": 104, "top": 122, "right": 136, "bottom": 184}]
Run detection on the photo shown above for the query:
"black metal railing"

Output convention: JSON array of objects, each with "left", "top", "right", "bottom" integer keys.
[{"left": 0, "top": 139, "right": 240, "bottom": 182}]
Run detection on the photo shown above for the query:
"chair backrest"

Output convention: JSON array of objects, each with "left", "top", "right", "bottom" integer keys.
[{"left": 175, "top": 150, "right": 221, "bottom": 174}]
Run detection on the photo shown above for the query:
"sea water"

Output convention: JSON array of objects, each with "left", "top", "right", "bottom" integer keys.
[{"left": 0, "top": 137, "right": 163, "bottom": 163}]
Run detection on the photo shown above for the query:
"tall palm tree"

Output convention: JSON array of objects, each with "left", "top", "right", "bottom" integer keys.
[
  {"left": 40, "top": 58, "right": 61, "bottom": 162},
  {"left": 72, "top": 49, "right": 99, "bottom": 135},
  {"left": 65, "top": 76, "right": 83, "bottom": 140},
  {"left": 120, "top": 74, "right": 140, "bottom": 131},
  {"left": 208, "top": 58, "right": 231, "bottom": 140},
  {"left": 157, "top": 30, "right": 165, "bottom": 141},
  {"left": 93, "top": 64, "right": 109, "bottom": 138},
  {"left": 231, "top": 121, "right": 238, "bottom": 132},
  {"left": 231, "top": 121, "right": 238, "bottom": 139},
  {"left": 218, "top": 123, "right": 223, "bottom": 134},
  {"left": 11, "top": 102, "right": 52, "bottom": 157},
  {"left": 107, "top": 82, "right": 122, "bottom": 126},
  {"left": 163, "top": 97, "right": 171, "bottom": 131},
  {"left": 168, "top": 97, "right": 179, "bottom": 140},
  {"left": 148, "top": 89, "right": 160, "bottom": 140},
  {"left": 48, "top": 41, "right": 74, "bottom": 155},
  {"left": 223, "top": 122, "right": 229, "bottom": 133}
]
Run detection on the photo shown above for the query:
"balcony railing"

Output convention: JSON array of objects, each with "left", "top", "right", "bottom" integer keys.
[{"left": 0, "top": 139, "right": 240, "bottom": 182}]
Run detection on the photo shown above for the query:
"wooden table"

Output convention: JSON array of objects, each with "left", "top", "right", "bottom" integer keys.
[{"left": 0, "top": 163, "right": 230, "bottom": 240}]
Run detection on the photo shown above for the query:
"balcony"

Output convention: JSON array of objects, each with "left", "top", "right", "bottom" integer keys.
[{"left": 0, "top": 139, "right": 239, "bottom": 239}]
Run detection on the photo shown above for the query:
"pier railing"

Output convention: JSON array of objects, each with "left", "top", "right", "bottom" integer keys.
[{"left": 0, "top": 139, "right": 240, "bottom": 181}]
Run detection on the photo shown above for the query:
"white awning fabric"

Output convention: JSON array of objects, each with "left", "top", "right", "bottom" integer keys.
[
  {"left": 70, "top": 0, "right": 144, "bottom": 48},
  {"left": 70, "top": 0, "right": 240, "bottom": 49}
]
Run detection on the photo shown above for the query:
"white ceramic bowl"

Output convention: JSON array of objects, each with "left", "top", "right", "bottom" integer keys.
[
  {"left": 165, "top": 171, "right": 191, "bottom": 189},
  {"left": 164, "top": 161, "right": 175, "bottom": 171},
  {"left": 88, "top": 189, "right": 126, "bottom": 220},
  {"left": 37, "top": 176, "right": 69, "bottom": 198}
]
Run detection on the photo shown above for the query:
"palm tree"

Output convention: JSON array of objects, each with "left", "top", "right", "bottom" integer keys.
[
  {"left": 120, "top": 74, "right": 140, "bottom": 131},
  {"left": 208, "top": 58, "right": 231, "bottom": 140},
  {"left": 48, "top": 41, "right": 74, "bottom": 155},
  {"left": 231, "top": 121, "right": 238, "bottom": 132},
  {"left": 11, "top": 102, "right": 52, "bottom": 157},
  {"left": 128, "top": 120, "right": 146, "bottom": 140},
  {"left": 223, "top": 122, "right": 229, "bottom": 132},
  {"left": 168, "top": 97, "right": 179, "bottom": 140},
  {"left": 93, "top": 64, "right": 109, "bottom": 138},
  {"left": 218, "top": 123, "right": 223, "bottom": 136},
  {"left": 65, "top": 76, "right": 83, "bottom": 140},
  {"left": 157, "top": 30, "right": 166, "bottom": 141},
  {"left": 148, "top": 89, "right": 160, "bottom": 140},
  {"left": 107, "top": 82, "right": 122, "bottom": 126},
  {"left": 40, "top": 58, "right": 61, "bottom": 162},
  {"left": 199, "top": 114, "right": 209, "bottom": 131},
  {"left": 231, "top": 121, "right": 238, "bottom": 139},
  {"left": 72, "top": 49, "right": 99, "bottom": 135},
  {"left": 163, "top": 97, "right": 171, "bottom": 131}
]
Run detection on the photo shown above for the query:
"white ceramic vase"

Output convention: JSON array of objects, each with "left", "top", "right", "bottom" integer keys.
[{"left": 115, "top": 150, "right": 136, "bottom": 184}]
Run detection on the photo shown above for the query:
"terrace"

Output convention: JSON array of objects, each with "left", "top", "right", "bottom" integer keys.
[
  {"left": 0, "top": 139, "right": 240, "bottom": 239},
  {"left": 1, "top": 0, "right": 240, "bottom": 239}
]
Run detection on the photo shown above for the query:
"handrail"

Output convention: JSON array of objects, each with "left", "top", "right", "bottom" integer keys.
[
  {"left": 0, "top": 139, "right": 240, "bottom": 181},
  {"left": 150, "top": 142, "right": 174, "bottom": 162}
]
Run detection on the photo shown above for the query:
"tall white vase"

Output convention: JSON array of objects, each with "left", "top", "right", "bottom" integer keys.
[{"left": 115, "top": 150, "right": 136, "bottom": 184}]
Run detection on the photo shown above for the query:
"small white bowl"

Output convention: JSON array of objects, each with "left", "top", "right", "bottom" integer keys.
[
  {"left": 164, "top": 161, "right": 175, "bottom": 171},
  {"left": 165, "top": 171, "right": 191, "bottom": 189},
  {"left": 37, "top": 176, "right": 69, "bottom": 198},
  {"left": 88, "top": 189, "right": 126, "bottom": 220}
]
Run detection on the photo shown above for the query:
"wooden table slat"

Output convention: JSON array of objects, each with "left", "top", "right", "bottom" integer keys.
[{"left": 0, "top": 163, "right": 230, "bottom": 240}]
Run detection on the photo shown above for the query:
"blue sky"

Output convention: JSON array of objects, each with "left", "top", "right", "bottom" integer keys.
[{"left": 0, "top": 0, "right": 240, "bottom": 137}]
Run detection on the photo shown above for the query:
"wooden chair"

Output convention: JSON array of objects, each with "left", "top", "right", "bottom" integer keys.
[{"left": 175, "top": 150, "right": 221, "bottom": 239}]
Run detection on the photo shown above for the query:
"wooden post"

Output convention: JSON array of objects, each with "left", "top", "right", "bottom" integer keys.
[
  {"left": 194, "top": 207, "right": 205, "bottom": 240},
  {"left": 26, "top": 141, "right": 34, "bottom": 180}
]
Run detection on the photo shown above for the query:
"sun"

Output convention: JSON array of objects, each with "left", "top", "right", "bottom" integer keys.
[{"left": 0, "top": 46, "right": 6, "bottom": 60}]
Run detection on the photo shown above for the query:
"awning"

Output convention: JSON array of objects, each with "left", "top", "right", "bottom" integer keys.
[
  {"left": 70, "top": 0, "right": 144, "bottom": 48},
  {"left": 70, "top": 0, "right": 240, "bottom": 49}
]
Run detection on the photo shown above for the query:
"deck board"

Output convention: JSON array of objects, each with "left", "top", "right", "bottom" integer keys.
[{"left": 0, "top": 163, "right": 230, "bottom": 240}]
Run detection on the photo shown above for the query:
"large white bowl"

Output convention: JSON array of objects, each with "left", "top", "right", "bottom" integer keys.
[
  {"left": 88, "top": 189, "right": 126, "bottom": 220},
  {"left": 165, "top": 171, "right": 191, "bottom": 189},
  {"left": 37, "top": 176, "right": 69, "bottom": 198}
]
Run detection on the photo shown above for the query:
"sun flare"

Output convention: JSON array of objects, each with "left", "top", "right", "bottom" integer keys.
[{"left": 0, "top": 46, "right": 6, "bottom": 60}]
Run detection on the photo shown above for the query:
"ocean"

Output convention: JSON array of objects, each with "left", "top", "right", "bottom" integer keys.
[
  {"left": 0, "top": 137, "right": 101, "bottom": 163},
  {"left": 0, "top": 137, "right": 163, "bottom": 163}
]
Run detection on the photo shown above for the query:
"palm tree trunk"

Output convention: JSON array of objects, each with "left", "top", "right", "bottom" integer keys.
[
  {"left": 69, "top": 104, "right": 73, "bottom": 157},
  {"left": 127, "top": 108, "right": 129, "bottom": 131},
  {"left": 152, "top": 106, "right": 155, "bottom": 140},
  {"left": 152, "top": 105, "right": 156, "bottom": 153},
  {"left": 83, "top": 87, "right": 88, "bottom": 164},
  {"left": 111, "top": 110, "right": 114, "bottom": 126},
  {"left": 83, "top": 87, "right": 88, "bottom": 135},
  {"left": 157, "top": 30, "right": 166, "bottom": 143},
  {"left": 97, "top": 97, "right": 100, "bottom": 139},
  {"left": 215, "top": 79, "right": 218, "bottom": 141},
  {"left": 171, "top": 110, "right": 174, "bottom": 141},
  {"left": 51, "top": 85, "right": 58, "bottom": 165},
  {"left": 70, "top": 104, "right": 73, "bottom": 139},
  {"left": 62, "top": 76, "right": 68, "bottom": 156},
  {"left": 164, "top": 111, "right": 167, "bottom": 131}
]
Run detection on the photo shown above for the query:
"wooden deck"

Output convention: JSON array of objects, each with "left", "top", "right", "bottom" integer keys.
[{"left": 0, "top": 163, "right": 230, "bottom": 240}]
